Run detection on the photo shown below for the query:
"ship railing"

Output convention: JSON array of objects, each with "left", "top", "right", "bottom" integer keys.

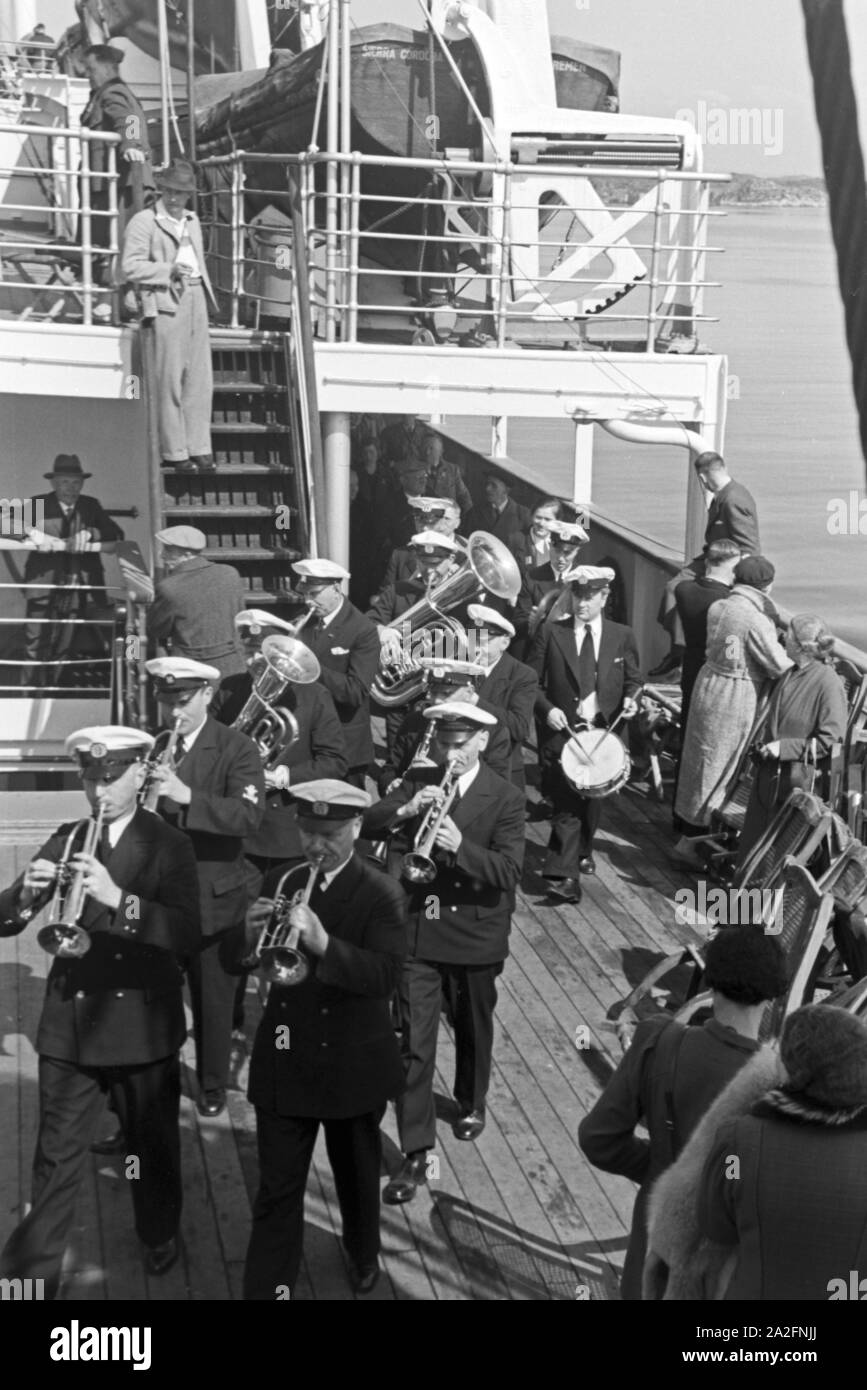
[
  {"left": 0, "top": 580, "right": 135, "bottom": 705},
  {"left": 0, "top": 38, "right": 59, "bottom": 88},
  {"left": 0, "top": 120, "right": 119, "bottom": 326},
  {"left": 195, "top": 148, "right": 728, "bottom": 349}
]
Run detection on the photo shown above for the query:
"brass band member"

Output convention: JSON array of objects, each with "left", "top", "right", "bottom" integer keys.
[
  {"left": 468, "top": 603, "right": 538, "bottom": 789},
  {"left": 145, "top": 656, "right": 265, "bottom": 1118},
  {"left": 513, "top": 516, "right": 589, "bottom": 657},
  {"left": 364, "top": 703, "right": 525, "bottom": 1206},
  {"left": 242, "top": 780, "right": 407, "bottom": 1299},
  {"left": 0, "top": 726, "right": 201, "bottom": 1295},
  {"left": 530, "top": 566, "right": 641, "bottom": 901},
  {"left": 290, "top": 558, "right": 381, "bottom": 788},
  {"left": 382, "top": 495, "right": 463, "bottom": 586}
]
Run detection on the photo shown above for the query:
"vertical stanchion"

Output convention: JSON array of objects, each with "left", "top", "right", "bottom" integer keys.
[
  {"left": 644, "top": 171, "right": 666, "bottom": 352},
  {"left": 79, "top": 138, "right": 92, "bottom": 325}
]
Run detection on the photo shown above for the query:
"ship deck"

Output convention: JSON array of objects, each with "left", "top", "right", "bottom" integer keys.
[{"left": 0, "top": 760, "right": 701, "bottom": 1303}]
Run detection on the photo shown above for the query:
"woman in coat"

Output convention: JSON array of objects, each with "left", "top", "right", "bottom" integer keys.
[
  {"left": 674, "top": 555, "right": 792, "bottom": 844},
  {"left": 696, "top": 1004, "right": 867, "bottom": 1300},
  {"left": 736, "top": 613, "right": 848, "bottom": 865}
]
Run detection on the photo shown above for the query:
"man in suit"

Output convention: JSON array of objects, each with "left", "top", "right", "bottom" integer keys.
[
  {"left": 148, "top": 525, "right": 247, "bottom": 681},
  {"left": 468, "top": 603, "right": 538, "bottom": 789},
  {"left": 0, "top": 726, "right": 201, "bottom": 1295},
  {"left": 80, "top": 44, "right": 155, "bottom": 254},
  {"left": 364, "top": 704, "right": 525, "bottom": 1205},
  {"left": 465, "top": 471, "right": 531, "bottom": 545},
  {"left": 291, "top": 557, "right": 380, "bottom": 788},
  {"left": 11, "top": 454, "right": 124, "bottom": 687},
  {"left": 530, "top": 565, "right": 642, "bottom": 901},
  {"left": 122, "top": 159, "right": 217, "bottom": 470},
  {"left": 420, "top": 430, "right": 473, "bottom": 515},
  {"left": 242, "top": 780, "right": 406, "bottom": 1299},
  {"left": 381, "top": 495, "right": 463, "bottom": 587},
  {"left": 513, "top": 517, "right": 589, "bottom": 655},
  {"left": 145, "top": 657, "right": 265, "bottom": 1118}
]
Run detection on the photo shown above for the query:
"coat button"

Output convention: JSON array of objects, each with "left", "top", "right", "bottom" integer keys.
[
  {"left": 75, "top": 990, "right": 85, "bottom": 999},
  {"left": 114, "top": 954, "right": 122, "bottom": 961},
  {"left": 450, "top": 906, "right": 457, "bottom": 912},
  {"left": 115, "top": 991, "right": 124, "bottom": 998},
  {"left": 321, "top": 1007, "right": 329, "bottom": 1015},
  {"left": 321, "top": 1042, "right": 328, "bottom": 1048}
]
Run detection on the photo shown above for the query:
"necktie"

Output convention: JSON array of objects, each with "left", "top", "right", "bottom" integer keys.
[
  {"left": 97, "top": 824, "right": 112, "bottom": 864},
  {"left": 578, "top": 623, "right": 597, "bottom": 695},
  {"left": 59, "top": 506, "right": 73, "bottom": 539},
  {"left": 173, "top": 735, "right": 186, "bottom": 765}
]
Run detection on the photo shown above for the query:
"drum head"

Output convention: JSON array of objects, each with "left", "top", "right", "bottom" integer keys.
[{"left": 561, "top": 729, "right": 630, "bottom": 798}]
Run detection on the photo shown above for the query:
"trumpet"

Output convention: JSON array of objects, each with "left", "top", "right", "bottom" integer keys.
[
  {"left": 369, "top": 719, "right": 439, "bottom": 867},
  {"left": 401, "top": 756, "right": 462, "bottom": 885},
  {"left": 139, "top": 711, "right": 183, "bottom": 812},
  {"left": 247, "top": 856, "right": 324, "bottom": 986},
  {"left": 36, "top": 805, "right": 105, "bottom": 957}
]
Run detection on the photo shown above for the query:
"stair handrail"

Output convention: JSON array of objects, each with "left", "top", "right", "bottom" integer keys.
[{"left": 288, "top": 165, "right": 328, "bottom": 556}]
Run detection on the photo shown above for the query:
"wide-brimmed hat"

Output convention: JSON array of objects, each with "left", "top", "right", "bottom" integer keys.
[
  {"left": 45, "top": 453, "right": 91, "bottom": 480},
  {"left": 156, "top": 160, "right": 197, "bottom": 193}
]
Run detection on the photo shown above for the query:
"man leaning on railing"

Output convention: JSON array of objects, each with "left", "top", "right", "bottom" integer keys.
[{"left": 80, "top": 44, "right": 155, "bottom": 264}]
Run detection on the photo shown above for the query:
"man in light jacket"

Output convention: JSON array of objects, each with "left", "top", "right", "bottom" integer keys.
[{"left": 121, "top": 160, "right": 217, "bottom": 473}]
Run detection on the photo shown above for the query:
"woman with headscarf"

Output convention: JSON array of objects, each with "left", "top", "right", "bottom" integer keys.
[
  {"left": 673, "top": 556, "right": 793, "bottom": 857},
  {"left": 736, "top": 613, "right": 848, "bottom": 866}
]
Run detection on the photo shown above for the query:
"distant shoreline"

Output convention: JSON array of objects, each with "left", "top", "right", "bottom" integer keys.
[{"left": 596, "top": 174, "right": 828, "bottom": 208}]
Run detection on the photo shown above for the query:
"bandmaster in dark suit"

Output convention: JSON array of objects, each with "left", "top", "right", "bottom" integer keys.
[
  {"left": 291, "top": 557, "right": 380, "bottom": 786},
  {"left": 148, "top": 524, "right": 247, "bottom": 681},
  {"left": 468, "top": 603, "right": 538, "bottom": 788},
  {"left": 242, "top": 781, "right": 406, "bottom": 1299},
  {"left": 530, "top": 565, "right": 642, "bottom": 900},
  {"left": 145, "top": 656, "right": 265, "bottom": 1118},
  {"left": 364, "top": 703, "right": 525, "bottom": 1205},
  {"left": 0, "top": 726, "right": 201, "bottom": 1296}
]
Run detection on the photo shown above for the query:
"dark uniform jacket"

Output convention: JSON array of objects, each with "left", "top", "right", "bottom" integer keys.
[
  {"left": 579, "top": 1016, "right": 761, "bottom": 1300},
  {"left": 675, "top": 575, "right": 731, "bottom": 712},
  {"left": 304, "top": 597, "right": 380, "bottom": 770},
  {"left": 0, "top": 808, "right": 201, "bottom": 1067},
  {"left": 465, "top": 498, "right": 531, "bottom": 545},
  {"left": 703, "top": 479, "right": 760, "bottom": 554},
  {"left": 148, "top": 555, "right": 247, "bottom": 679},
  {"left": 376, "top": 695, "right": 512, "bottom": 793},
  {"left": 530, "top": 613, "right": 642, "bottom": 758},
  {"left": 363, "top": 762, "right": 525, "bottom": 965},
  {"left": 158, "top": 716, "right": 265, "bottom": 935},
  {"left": 80, "top": 76, "right": 155, "bottom": 197},
  {"left": 514, "top": 560, "right": 567, "bottom": 647},
  {"left": 17, "top": 493, "right": 124, "bottom": 599},
  {"left": 248, "top": 854, "right": 406, "bottom": 1119},
  {"left": 215, "top": 675, "right": 347, "bottom": 860},
  {"left": 508, "top": 527, "right": 551, "bottom": 573},
  {"left": 366, "top": 574, "right": 426, "bottom": 627},
  {"left": 477, "top": 651, "right": 538, "bottom": 784}
]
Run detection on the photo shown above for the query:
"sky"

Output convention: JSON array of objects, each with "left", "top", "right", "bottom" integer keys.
[{"left": 21, "top": 0, "right": 867, "bottom": 175}]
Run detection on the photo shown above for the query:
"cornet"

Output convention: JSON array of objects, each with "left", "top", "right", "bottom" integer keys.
[
  {"left": 401, "top": 756, "right": 462, "bottom": 885},
  {"left": 139, "top": 710, "right": 183, "bottom": 812},
  {"left": 246, "top": 856, "right": 324, "bottom": 986},
  {"left": 36, "top": 805, "right": 105, "bottom": 957}
]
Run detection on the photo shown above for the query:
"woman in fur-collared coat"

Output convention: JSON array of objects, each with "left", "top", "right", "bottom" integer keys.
[
  {"left": 674, "top": 556, "right": 793, "bottom": 834},
  {"left": 644, "top": 1005, "right": 867, "bottom": 1300}
]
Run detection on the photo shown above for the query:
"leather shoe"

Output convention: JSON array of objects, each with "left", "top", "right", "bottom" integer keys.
[
  {"left": 172, "top": 458, "right": 198, "bottom": 473},
  {"left": 383, "top": 1152, "right": 428, "bottom": 1205},
  {"left": 144, "top": 1237, "right": 179, "bottom": 1277},
  {"left": 547, "top": 876, "right": 582, "bottom": 904},
  {"left": 453, "top": 1108, "right": 485, "bottom": 1141},
  {"left": 197, "top": 1088, "right": 226, "bottom": 1118},
  {"left": 341, "top": 1244, "right": 380, "bottom": 1295},
  {"left": 192, "top": 454, "right": 217, "bottom": 471},
  {"left": 90, "top": 1128, "right": 125, "bottom": 1156},
  {"left": 578, "top": 856, "right": 596, "bottom": 875}
]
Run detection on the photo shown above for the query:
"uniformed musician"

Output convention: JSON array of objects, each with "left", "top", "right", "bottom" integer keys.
[
  {"left": 242, "top": 780, "right": 406, "bottom": 1299},
  {"left": 529, "top": 565, "right": 642, "bottom": 903},
  {"left": 513, "top": 517, "right": 589, "bottom": 655},
  {"left": 467, "top": 603, "right": 538, "bottom": 789},
  {"left": 382, "top": 495, "right": 463, "bottom": 586},
  {"left": 0, "top": 726, "right": 201, "bottom": 1294},
  {"left": 145, "top": 656, "right": 265, "bottom": 1118},
  {"left": 363, "top": 704, "right": 525, "bottom": 1206},
  {"left": 291, "top": 557, "right": 380, "bottom": 789}
]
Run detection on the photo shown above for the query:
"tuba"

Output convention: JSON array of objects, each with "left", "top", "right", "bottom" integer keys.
[
  {"left": 36, "top": 805, "right": 105, "bottom": 958},
  {"left": 232, "top": 625, "right": 321, "bottom": 767},
  {"left": 401, "top": 755, "right": 462, "bottom": 884},
  {"left": 246, "top": 856, "right": 323, "bottom": 986},
  {"left": 372, "top": 531, "right": 522, "bottom": 708}
]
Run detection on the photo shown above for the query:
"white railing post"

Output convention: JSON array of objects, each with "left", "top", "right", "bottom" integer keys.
[
  {"left": 79, "top": 137, "right": 93, "bottom": 326},
  {"left": 644, "top": 172, "right": 666, "bottom": 351}
]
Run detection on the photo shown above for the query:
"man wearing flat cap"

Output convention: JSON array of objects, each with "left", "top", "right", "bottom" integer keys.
[
  {"left": 145, "top": 657, "right": 265, "bottom": 1118},
  {"left": 291, "top": 558, "right": 380, "bottom": 788},
  {"left": 7, "top": 454, "right": 124, "bottom": 687},
  {"left": 364, "top": 703, "right": 525, "bottom": 1203},
  {"left": 530, "top": 565, "right": 642, "bottom": 898},
  {"left": 80, "top": 44, "right": 155, "bottom": 252},
  {"left": 122, "top": 160, "right": 217, "bottom": 470},
  {"left": 0, "top": 725, "right": 201, "bottom": 1294},
  {"left": 147, "top": 525, "right": 247, "bottom": 681},
  {"left": 242, "top": 780, "right": 407, "bottom": 1298}
]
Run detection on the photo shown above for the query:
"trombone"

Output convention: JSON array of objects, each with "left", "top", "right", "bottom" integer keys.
[
  {"left": 245, "top": 856, "right": 324, "bottom": 986},
  {"left": 36, "top": 805, "right": 105, "bottom": 958},
  {"left": 401, "top": 755, "right": 462, "bottom": 885}
]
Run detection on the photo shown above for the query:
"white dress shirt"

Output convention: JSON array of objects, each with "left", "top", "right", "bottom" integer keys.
[
  {"left": 574, "top": 613, "right": 603, "bottom": 723},
  {"left": 106, "top": 807, "right": 136, "bottom": 849}
]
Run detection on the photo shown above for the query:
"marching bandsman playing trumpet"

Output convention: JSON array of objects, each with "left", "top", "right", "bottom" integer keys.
[
  {"left": 0, "top": 727, "right": 201, "bottom": 1295},
  {"left": 468, "top": 603, "right": 538, "bottom": 790},
  {"left": 145, "top": 656, "right": 265, "bottom": 1118},
  {"left": 364, "top": 704, "right": 525, "bottom": 1206},
  {"left": 242, "top": 781, "right": 407, "bottom": 1299},
  {"left": 291, "top": 558, "right": 380, "bottom": 789},
  {"left": 529, "top": 566, "right": 642, "bottom": 902}
]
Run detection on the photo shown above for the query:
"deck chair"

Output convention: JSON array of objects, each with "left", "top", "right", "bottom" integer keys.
[
  {"left": 758, "top": 860, "right": 834, "bottom": 1041},
  {"left": 602, "top": 941, "right": 707, "bottom": 1050},
  {"left": 732, "top": 789, "right": 832, "bottom": 898},
  {"left": 821, "top": 975, "right": 867, "bottom": 1018},
  {"left": 841, "top": 674, "right": 867, "bottom": 841}
]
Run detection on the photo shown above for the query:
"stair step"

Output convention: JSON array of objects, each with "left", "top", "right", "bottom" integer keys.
[
  {"left": 210, "top": 423, "right": 291, "bottom": 435},
  {"left": 164, "top": 505, "right": 283, "bottom": 518},
  {"left": 203, "top": 547, "right": 298, "bottom": 561},
  {"left": 212, "top": 382, "right": 283, "bottom": 394},
  {"left": 162, "top": 464, "right": 292, "bottom": 476}
]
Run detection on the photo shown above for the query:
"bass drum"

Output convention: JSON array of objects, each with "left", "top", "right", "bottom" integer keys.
[{"left": 560, "top": 729, "right": 630, "bottom": 798}]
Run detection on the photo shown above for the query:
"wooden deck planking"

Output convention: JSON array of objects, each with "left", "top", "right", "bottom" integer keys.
[{"left": 0, "top": 783, "right": 699, "bottom": 1301}]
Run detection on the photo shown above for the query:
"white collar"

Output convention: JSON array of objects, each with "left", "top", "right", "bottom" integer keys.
[
  {"left": 574, "top": 613, "right": 603, "bottom": 639},
  {"left": 320, "top": 596, "right": 344, "bottom": 630},
  {"left": 321, "top": 852, "right": 353, "bottom": 889},
  {"left": 456, "top": 761, "right": 481, "bottom": 798},
  {"left": 106, "top": 807, "right": 136, "bottom": 848},
  {"left": 176, "top": 716, "right": 207, "bottom": 752}
]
